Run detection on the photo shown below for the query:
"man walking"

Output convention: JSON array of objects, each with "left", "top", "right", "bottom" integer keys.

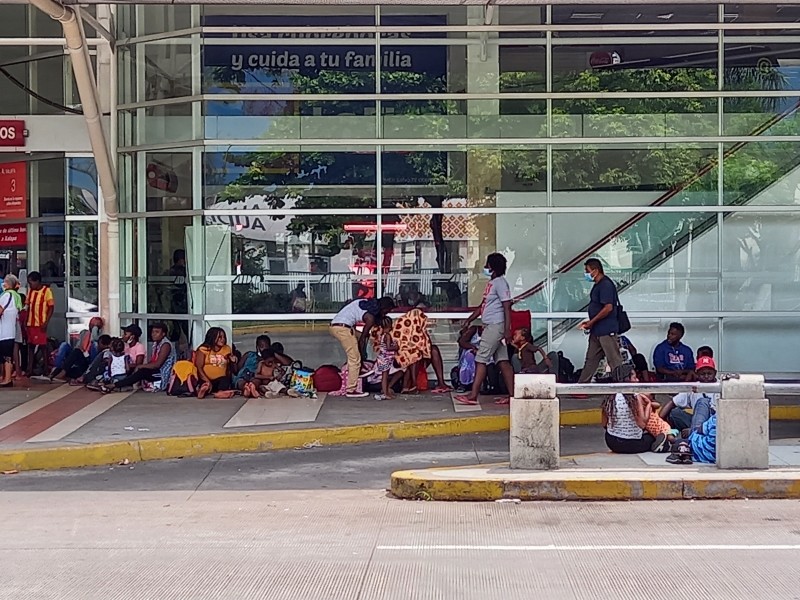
[{"left": 577, "top": 258, "right": 623, "bottom": 383}]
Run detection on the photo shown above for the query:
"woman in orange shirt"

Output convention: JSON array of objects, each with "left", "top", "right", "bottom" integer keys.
[{"left": 194, "top": 327, "right": 237, "bottom": 399}]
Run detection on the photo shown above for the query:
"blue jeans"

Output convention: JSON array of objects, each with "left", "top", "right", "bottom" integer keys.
[
  {"left": 691, "top": 397, "right": 714, "bottom": 434},
  {"left": 54, "top": 342, "right": 72, "bottom": 368}
]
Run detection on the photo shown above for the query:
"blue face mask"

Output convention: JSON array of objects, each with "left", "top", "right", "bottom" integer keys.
[
  {"left": 584, "top": 272, "right": 594, "bottom": 282},
  {"left": 483, "top": 267, "right": 492, "bottom": 278}
]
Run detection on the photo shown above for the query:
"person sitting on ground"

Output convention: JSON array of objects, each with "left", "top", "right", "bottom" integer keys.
[
  {"left": 632, "top": 353, "right": 655, "bottom": 383},
  {"left": 247, "top": 349, "right": 299, "bottom": 398},
  {"left": 373, "top": 316, "right": 399, "bottom": 401},
  {"left": 601, "top": 364, "right": 666, "bottom": 454},
  {"left": 233, "top": 335, "right": 271, "bottom": 393},
  {"left": 49, "top": 317, "right": 104, "bottom": 382},
  {"left": 101, "top": 338, "right": 131, "bottom": 387},
  {"left": 80, "top": 335, "right": 112, "bottom": 387},
  {"left": 122, "top": 323, "right": 146, "bottom": 369},
  {"left": 653, "top": 322, "right": 695, "bottom": 382},
  {"left": 269, "top": 341, "right": 293, "bottom": 364},
  {"left": 557, "top": 351, "right": 576, "bottom": 383},
  {"left": 195, "top": 327, "right": 237, "bottom": 399},
  {"left": 99, "top": 323, "right": 176, "bottom": 393},
  {"left": 456, "top": 252, "right": 515, "bottom": 406},
  {"left": 659, "top": 355, "right": 719, "bottom": 433},
  {"left": 512, "top": 327, "right": 557, "bottom": 375},
  {"left": 667, "top": 401, "right": 717, "bottom": 465}
]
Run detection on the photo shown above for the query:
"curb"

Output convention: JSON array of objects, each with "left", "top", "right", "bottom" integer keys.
[
  {"left": 1, "top": 406, "right": 799, "bottom": 473},
  {"left": 390, "top": 463, "right": 800, "bottom": 501}
]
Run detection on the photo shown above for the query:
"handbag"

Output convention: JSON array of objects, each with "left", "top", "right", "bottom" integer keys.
[
  {"left": 616, "top": 292, "right": 631, "bottom": 334},
  {"left": 288, "top": 361, "right": 316, "bottom": 397}
]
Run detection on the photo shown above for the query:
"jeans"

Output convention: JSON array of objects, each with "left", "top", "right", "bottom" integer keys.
[
  {"left": 605, "top": 431, "right": 656, "bottom": 454},
  {"left": 669, "top": 398, "right": 714, "bottom": 433}
]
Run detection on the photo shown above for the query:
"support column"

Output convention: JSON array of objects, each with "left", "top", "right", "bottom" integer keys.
[
  {"left": 717, "top": 374, "right": 769, "bottom": 470},
  {"left": 510, "top": 374, "right": 560, "bottom": 470}
]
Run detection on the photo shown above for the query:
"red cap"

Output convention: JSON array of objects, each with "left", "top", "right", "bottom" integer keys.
[{"left": 696, "top": 356, "right": 716, "bottom": 371}]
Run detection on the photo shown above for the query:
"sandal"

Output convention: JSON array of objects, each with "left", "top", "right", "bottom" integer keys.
[
  {"left": 454, "top": 395, "right": 479, "bottom": 405},
  {"left": 494, "top": 397, "right": 511, "bottom": 405},
  {"left": 431, "top": 386, "right": 451, "bottom": 394},
  {"left": 197, "top": 382, "right": 211, "bottom": 399}
]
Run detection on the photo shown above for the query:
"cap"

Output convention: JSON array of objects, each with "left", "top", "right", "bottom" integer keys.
[
  {"left": 696, "top": 356, "right": 716, "bottom": 371},
  {"left": 122, "top": 324, "right": 143, "bottom": 338}
]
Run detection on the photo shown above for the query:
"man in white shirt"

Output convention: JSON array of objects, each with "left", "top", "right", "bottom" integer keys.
[
  {"left": 0, "top": 274, "right": 20, "bottom": 387},
  {"left": 659, "top": 356, "right": 718, "bottom": 433}
]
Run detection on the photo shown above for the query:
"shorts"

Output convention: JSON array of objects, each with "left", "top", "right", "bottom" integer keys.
[
  {"left": 0, "top": 339, "right": 14, "bottom": 362},
  {"left": 26, "top": 327, "right": 47, "bottom": 347},
  {"left": 475, "top": 322, "right": 510, "bottom": 365}
]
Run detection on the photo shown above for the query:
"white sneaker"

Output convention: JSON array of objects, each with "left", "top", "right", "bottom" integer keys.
[{"left": 346, "top": 391, "right": 369, "bottom": 398}]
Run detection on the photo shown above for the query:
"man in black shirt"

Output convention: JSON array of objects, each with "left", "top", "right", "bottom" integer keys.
[{"left": 577, "top": 258, "right": 623, "bottom": 383}]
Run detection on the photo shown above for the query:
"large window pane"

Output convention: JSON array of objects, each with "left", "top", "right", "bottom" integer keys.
[
  {"left": 68, "top": 222, "right": 98, "bottom": 311},
  {"left": 550, "top": 212, "right": 720, "bottom": 313},
  {"left": 722, "top": 212, "right": 800, "bottom": 311},
  {"left": 146, "top": 216, "right": 192, "bottom": 316},
  {"left": 551, "top": 144, "right": 718, "bottom": 206},
  {"left": 381, "top": 147, "right": 547, "bottom": 206},
  {"left": 143, "top": 39, "right": 195, "bottom": 101},
  {"left": 722, "top": 141, "right": 800, "bottom": 206},
  {"left": 205, "top": 215, "right": 377, "bottom": 315},
  {"left": 203, "top": 149, "right": 377, "bottom": 210},
  {"left": 67, "top": 158, "right": 98, "bottom": 216},
  {"left": 145, "top": 152, "right": 193, "bottom": 212},
  {"left": 552, "top": 98, "right": 718, "bottom": 138},
  {"left": 724, "top": 40, "right": 800, "bottom": 91},
  {"left": 552, "top": 5, "right": 718, "bottom": 30},
  {"left": 723, "top": 317, "right": 800, "bottom": 376},
  {"left": 553, "top": 42, "right": 719, "bottom": 92},
  {"left": 723, "top": 96, "right": 800, "bottom": 137}
]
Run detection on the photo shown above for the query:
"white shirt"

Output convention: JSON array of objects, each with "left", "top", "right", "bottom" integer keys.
[
  {"left": 109, "top": 354, "right": 128, "bottom": 378},
  {"left": 673, "top": 392, "right": 718, "bottom": 412},
  {"left": 0, "top": 290, "right": 18, "bottom": 342},
  {"left": 606, "top": 393, "right": 644, "bottom": 440},
  {"left": 332, "top": 300, "right": 367, "bottom": 327}
]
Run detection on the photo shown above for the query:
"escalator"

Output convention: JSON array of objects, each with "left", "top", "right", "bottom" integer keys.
[{"left": 512, "top": 100, "right": 800, "bottom": 346}]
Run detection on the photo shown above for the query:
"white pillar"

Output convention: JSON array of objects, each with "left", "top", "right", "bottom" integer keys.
[
  {"left": 510, "top": 374, "right": 560, "bottom": 470},
  {"left": 717, "top": 374, "right": 769, "bottom": 470}
]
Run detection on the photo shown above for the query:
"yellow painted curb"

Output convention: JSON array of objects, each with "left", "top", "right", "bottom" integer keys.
[{"left": 391, "top": 466, "right": 800, "bottom": 501}]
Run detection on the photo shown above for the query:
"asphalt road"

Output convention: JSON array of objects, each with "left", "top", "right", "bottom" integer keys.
[{"left": 3, "top": 431, "right": 800, "bottom": 599}]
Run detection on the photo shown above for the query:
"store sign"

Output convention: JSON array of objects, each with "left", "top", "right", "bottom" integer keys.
[
  {"left": 0, "top": 224, "right": 26, "bottom": 248},
  {"left": 0, "top": 120, "right": 25, "bottom": 147},
  {"left": 0, "top": 162, "right": 26, "bottom": 220}
]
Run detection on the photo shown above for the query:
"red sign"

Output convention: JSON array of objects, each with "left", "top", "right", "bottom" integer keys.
[
  {"left": 0, "top": 120, "right": 25, "bottom": 147},
  {"left": 0, "top": 224, "right": 26, "bottom": 248},
  {"left": 0, "top": 162, "right": 26, "bottom": 220}
]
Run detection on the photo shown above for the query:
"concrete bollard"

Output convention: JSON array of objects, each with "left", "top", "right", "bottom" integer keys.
[
  {"left": 717, "top": 374, "right": 769, "bottom": 470},
  {"left": 509, "top": 374, "right": 559, "bottom": 470}
]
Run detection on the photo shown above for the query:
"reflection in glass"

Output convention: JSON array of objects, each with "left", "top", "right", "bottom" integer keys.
[
  {"left": 203, "top": 150, "right": 376, "bottom": 210},
  {"left": 145, "top": 152, "right": 193, "bottom": 211},
  {"left": 146, "top": 216, "right": 192, "bottom": 316},
  {"left": 724, "top": 42, "right": 800, "bottom": 91},
  {"left": 68, "top": 222, "right": 98, "bottom": 310},
  {"left": 205, "top": 215, "right": 377, "bottom": 314},
  {"left": 67, "top": 158, "right": 98, "bottom": 216},
  {"left": 722, "top": 141, "right": 800, "bottom": 206},
  {"left": 144, "top": 40, "right": 194, "bottom": 101},
  {"left": 553, "top": 44, "right": 718, "bottom": 92}
]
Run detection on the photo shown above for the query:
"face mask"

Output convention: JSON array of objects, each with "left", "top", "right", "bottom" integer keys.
[
  {"left": 483, "top": 268, "right": 492, "bottom": 278},
  {"left": 584, "top": 272, "right": 594, "bottom": 282}
]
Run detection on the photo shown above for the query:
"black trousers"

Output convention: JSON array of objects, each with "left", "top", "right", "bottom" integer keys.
[{"left": 605, "top": 431, "right": 656, "bottom": 454}]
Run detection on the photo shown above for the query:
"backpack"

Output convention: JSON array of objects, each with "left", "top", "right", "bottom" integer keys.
[
  {"left": 166, "top": 360, "right": 199, "bottom": 397},
  {"left": 288, "top": 361, "right": 316, "bottom": 396},
  {"left": 313, "top": 364, "right": 342, "bottom": 392}
]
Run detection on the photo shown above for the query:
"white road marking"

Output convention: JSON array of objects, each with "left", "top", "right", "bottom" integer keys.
[
  {"left": 0, "top": 385, "right": 73, "bottom": 430},
  {"left": 450, "top": 392, "right": 482, "bottom": 413},
  {"left": 25, "top": 389, "right": 136, "bottom": 443},
  {"left": 376, "top": 545, "right": 800, "bottom": 552}
]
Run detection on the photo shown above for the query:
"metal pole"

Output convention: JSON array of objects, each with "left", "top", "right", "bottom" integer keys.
[{"left": 27, "top": 0, "right": 120, "bottom": 333}]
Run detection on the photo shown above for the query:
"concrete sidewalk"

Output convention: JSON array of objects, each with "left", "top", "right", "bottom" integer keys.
[
  {"left": 391, "top": 440, "right": 800, "bottom": 501},
  {"left": 1, "top": 380, "right": 799, "bottom": 472}
]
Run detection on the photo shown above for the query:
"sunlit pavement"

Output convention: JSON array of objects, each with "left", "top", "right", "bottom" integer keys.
[{"left": 2, "top": 431, "right": 800, "bottom": 599}]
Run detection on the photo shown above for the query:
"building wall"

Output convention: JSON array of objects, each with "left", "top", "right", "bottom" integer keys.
[{"left": 111, "top": 3, "right": 800, "bottom": 374}]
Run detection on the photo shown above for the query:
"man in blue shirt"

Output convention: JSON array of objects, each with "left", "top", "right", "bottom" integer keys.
[
  {"left": 652, "top": 322, "right": 695, "bottom": 382},
  {"left": 577, "top": 258, "right": 623, "bottom": 383}
]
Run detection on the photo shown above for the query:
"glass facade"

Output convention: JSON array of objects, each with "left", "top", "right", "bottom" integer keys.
[{"left": 112, "top": 4, "right": 800, "bottom": 373}]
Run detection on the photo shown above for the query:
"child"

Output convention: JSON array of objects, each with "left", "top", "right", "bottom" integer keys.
[
  {"left": 250, "top": 349, "right": 299, "bottom": 398},
  {"left": 641, "top": 396, "right": 679, "bottom": 452},
  {"left": 512, "top": 327, "right": 552, "bottom": 374},
  {"left": 81, "top": 335, "right": 112, "bottom": 387},
  {"left": 696, "top": 346, "right": 714, "bottom": 359},
  {"left": 100, "top": 338, "right": 130, "bottom": 391},
  {"left": 374, "top": 316, "right": 399, "bottom": 401}
]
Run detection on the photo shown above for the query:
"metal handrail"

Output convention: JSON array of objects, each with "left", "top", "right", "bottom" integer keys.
[{"left": 555, "top": 382, "right": 800, "bottom": 396}]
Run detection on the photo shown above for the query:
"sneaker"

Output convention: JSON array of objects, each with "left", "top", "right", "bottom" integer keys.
[
  {"left": 666, "top": 453, "right": 682, "bottom": 464},
  {"left": 651, "top": 432, "right": 668, "bottom": 453},
  {"left": 346, "top": 391, "right": 369, "bottom": 398},
  {"left": 374, "top": 393, "right": 388, "bottom": 401}
]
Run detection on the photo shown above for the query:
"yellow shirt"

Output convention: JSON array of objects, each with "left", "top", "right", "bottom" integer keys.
[{"left": 199, "top": 344, "right": 231, "bottom": 381}]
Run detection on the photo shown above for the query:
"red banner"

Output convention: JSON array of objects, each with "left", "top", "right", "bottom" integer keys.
[
  {"left": 0, "top": 120, "right": 25, "bottom": 147},
  {"left": 0, "top": 224, "right": 26, "bottom": 248},
  {"left": 0, "top": 162, "right": 26, "bottom": 220}
]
